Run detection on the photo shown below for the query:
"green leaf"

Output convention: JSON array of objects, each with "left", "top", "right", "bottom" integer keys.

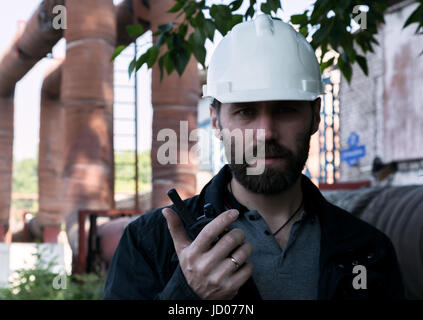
[
  {"left": 299, "top": 25, "right": 308, "bottom": 37},
  {"left": 170, "top": 33, "right": 184, "bottom": 50},
  {"left": 163, "top": 51, "right": 175, "bottom": 75},
  {"left": 126, "top": 25, "right": 144, "bottom": 39},
  {"left": 178, "top": 24, "right": 188, "bottom": 38},
  {"left": 310, "top": 0, "right": 331, "bottom": 24},
  {"left": 168, "top": 0, "right": 185, "bottom": 13},
  {"left": 320, "top": 56, "right": 334, "bottom": 73},
  {"left": 158, "top": 55, "right": 164, "bottom": 81},
  {"left": 135, "top": 51, "right": 149, "bottom": 71},
  {"left": 268, "top": 0, "right": 281, "bottom": 13},
  {"left": 170, "top": 47, "right": 191, "bottom": 76},
  {"left": 246, "top": 5, "right": 255, "bottom": 18},
  {"left": 403, "top": 4, "right": 422, "bottom": 29},
  {"left": 189, "top": 29, "right": 206, "bottom": 68},
  {"left": 147, "top": 46, "right": 159, "bottom": 68},
  {"left": 210, "top": 5, "right": 232, "bottom": 35},
  {"left": 338, "top": 53, "right": 352, "bottom": 83},
  {"left": 355, "top": 55, "right": 368, "bottom": 76},
  {"left": 290, "top": 13, "right": 308, "bottom": 25},
  {"left": 111, "top": 45, "right": 127, "bottom": 61},
  {"left": 128, "top": 58, "right": 136, "bottom": 78},
  {"left": 229, "top": 14, "right": 243, "bottom": 30},
  {"left": 311, "top": 19, "right": 334, "bottom": 49},
  {"left": 158, "top": 22, "right": 174, "bottom": 34},
  {"left": 260, "top": 3, "right": 271, "bottom": 15},
  {"left": 156, "top": 22, "right": 174, "bottom": 50},
  {"left": 334, "top": 0, "right": 351, "bottom": 16},
  {"left": 341, "top": 34, "right": 356, "bottom": 63},
  {"left": 229, "top": 0, "right": 243, "bottom": 11},
  {"left": 156, "top": 32, "right": 167, "bottom": 49},
  {"left": 329, "top": 20, "right": 345, "bottom": 49},
  {"left": 192, "top": 11, "right": 205, "bottom": 28},
  {"left": 183, "top": 1, "right": 197, "bottom": 18},
  {"left": 203, "top": 19, "right": 216, "bottom": 41}
]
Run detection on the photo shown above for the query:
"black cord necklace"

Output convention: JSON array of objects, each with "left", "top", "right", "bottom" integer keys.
[
  {"left": 228, "top": 180, "right": 304, "bottom": 236},
  {"left": 272, "top": 198, "right": 303, "bottom": 236}
]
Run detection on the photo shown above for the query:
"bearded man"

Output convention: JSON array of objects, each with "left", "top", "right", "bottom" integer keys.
[{"left": 104, "top": 15, "right": 404, "bottom": 300}]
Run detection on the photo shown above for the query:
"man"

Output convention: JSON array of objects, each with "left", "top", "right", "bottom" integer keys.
[{"left": 104, "top": 15, "right": 404, "bottom": 300}]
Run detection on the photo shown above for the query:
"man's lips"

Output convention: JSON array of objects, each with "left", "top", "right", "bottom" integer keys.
[{"left": 253, "top": 156, "right": 285, "bottom": 165}]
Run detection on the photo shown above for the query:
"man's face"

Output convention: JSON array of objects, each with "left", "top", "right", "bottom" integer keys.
[{"left": 210, "top": 99, "right": 321, "bottom": 194}]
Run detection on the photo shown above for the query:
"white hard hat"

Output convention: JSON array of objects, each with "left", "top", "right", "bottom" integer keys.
[{"left": 203, "top": 14, "right": 324, "bottom": 103}]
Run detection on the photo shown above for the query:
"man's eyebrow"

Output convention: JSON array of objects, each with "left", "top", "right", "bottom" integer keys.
[
  {"left": 230, "top": 103, "right": 257, "bottom": 109},
  {"left": 229, "top": 101, "right": 304, "bottom": 108}
]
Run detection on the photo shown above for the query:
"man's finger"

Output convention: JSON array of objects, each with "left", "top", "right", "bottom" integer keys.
[
  {"left": 228, "top": 262, "right": 254, "bottom": 289},
  {"left": 162, "top": 208, "right": 192, "bottom": 255},
  {"left": 192, "top": 209, "right": 239, "bottom": 252}
]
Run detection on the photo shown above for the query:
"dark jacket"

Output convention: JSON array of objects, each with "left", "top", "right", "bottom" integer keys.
[{"left": 104, "top": 165, "right": 405, "bottom": 300}]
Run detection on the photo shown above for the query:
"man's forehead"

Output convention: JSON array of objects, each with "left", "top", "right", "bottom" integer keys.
[{"left": 224, "top": 100, "right": 310, "bottom": 108}]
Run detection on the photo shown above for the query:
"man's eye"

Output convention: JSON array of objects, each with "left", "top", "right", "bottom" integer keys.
[{"left": 238, "top": 108, "right": 255, "bottom": 116}]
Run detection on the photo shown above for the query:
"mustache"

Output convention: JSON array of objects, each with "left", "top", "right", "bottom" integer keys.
[{"left": 248, "top": 140, "right": 293, "bottom": 158}]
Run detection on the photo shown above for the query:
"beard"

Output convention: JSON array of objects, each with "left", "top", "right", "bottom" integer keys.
[{"left": 227, "top": 134, "right": 311, "bottom": 194}]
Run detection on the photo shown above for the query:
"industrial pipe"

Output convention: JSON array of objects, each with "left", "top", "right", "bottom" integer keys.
[
  {"left": 0, "top": 0, "right": 64, "bottom": 238},
  {"left": 150, "top": 0, "right": 201, "bottom": 208},
  {"left": 61, "top": 0, "right": 116, "bottom": 257}
]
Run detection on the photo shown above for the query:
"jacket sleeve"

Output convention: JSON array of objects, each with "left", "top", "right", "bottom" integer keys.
[
  {"left": 103, "top": 219, "right": 200, "bottom": 300},
  {"left": 383, "top": 237, "right": 405, "bottom": 299}
]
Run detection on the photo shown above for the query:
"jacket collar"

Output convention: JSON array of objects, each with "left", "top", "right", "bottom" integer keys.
[
  {"left": 201, "top": 164, "right": 233, "bottom": 214},
  {"left": 201, "top": 165, "right": 373, "bottom": 258}
]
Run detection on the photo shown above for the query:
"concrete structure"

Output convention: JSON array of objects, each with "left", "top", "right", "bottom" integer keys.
[{"left": 338, "top": 0, "right": 423, "bottom": 186}]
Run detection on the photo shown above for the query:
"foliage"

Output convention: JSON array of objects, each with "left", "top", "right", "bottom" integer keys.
[
  {"left": 114, "top": 150, "right": 152, "bottom": 193},
  {"left": 0, "top": 245, "right": 105, "bottom": 300},
  {"left": 10, "top": 151, "right": 152, "bottom": 204},
  {"left": 12, "top": 158, "right": 38, "bottom": 194},
  {"left": 291, "top": 0, "right": 423, "bottom": 81},
  {"left": 114, "top": 0, "right": 423, "bottom": 83},
  {"left": 116, "top": 0, "right": 282, "bottom": 80},
  {"left": 11, "top": 158, "right": 38, "bottom": 210}
]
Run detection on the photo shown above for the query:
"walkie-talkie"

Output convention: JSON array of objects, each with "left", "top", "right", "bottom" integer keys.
[{"left": 167, "top": 188, "right": 229, "bottom": 241}]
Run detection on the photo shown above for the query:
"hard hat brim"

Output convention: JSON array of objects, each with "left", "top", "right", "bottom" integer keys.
[{"left": 203, "top": 87, "right": 323, "bottom": 104}]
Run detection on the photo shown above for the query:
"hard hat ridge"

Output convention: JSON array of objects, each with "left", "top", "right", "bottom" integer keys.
[{"left": 254, "top": 14, "right": 274, "bottom": 36}]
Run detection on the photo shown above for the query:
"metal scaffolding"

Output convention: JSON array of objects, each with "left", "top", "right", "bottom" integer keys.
[
  {"left": 113, "top": 41, "right": 139, "bottom": 211},
  {"left": 319, "top": 68, "right": 341, "bottom": 184}
]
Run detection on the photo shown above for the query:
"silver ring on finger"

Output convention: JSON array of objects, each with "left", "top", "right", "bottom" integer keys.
[{"left": 229, "top": 255, "right": 240, "bottom": 270}]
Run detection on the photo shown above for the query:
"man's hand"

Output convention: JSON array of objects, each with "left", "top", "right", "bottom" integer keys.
[{"left": 162, "top": 207, "right": 253, "bottom": 300}]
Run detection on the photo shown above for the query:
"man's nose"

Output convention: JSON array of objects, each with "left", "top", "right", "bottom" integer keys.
[{"left": 256, "top": 114, "right": 278, "bottom": 140}]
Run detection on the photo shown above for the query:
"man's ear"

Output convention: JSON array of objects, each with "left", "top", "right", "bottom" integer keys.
[
  {"left": 209, "top": 105, "right": 223, "bottom": 140},
  {"left": 210, "top": 105, "right": 218, "bottom": 130},
  {"left": 311, "top": 97, "right": 321, "bottom": 135}
]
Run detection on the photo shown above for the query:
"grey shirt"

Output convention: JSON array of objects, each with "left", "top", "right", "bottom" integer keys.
[{"left": 231, "top": 208, "right": 321, "bottom": 300}]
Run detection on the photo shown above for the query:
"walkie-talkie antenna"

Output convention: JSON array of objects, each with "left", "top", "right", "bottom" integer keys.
[{"left": 167, "top": 188, "right": 197, "bottom": 226}]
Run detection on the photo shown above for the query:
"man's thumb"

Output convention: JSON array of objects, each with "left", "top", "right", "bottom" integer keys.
[{"left": 162, "top": 208, "right": 191, "bottom": 254}]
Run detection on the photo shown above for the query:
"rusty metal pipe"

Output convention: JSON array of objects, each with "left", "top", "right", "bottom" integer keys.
[
  {"left": 28, "top": 62, "right": 65, "bottom": 240},
  {"left": 0, "top": 0, "right": 63, "bottom": 235},
  {"left": 150, "top": 0, "right": 200, "bottom": 208},
  {"left": 61, "top": 0, "right": 116, "bottom": 256}
]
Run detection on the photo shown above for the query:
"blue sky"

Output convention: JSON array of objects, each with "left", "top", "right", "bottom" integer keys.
[{"left": 0, "top": 0, "right": 314, "bottom": 160}]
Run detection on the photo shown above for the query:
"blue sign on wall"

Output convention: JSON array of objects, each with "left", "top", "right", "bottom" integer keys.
[{"left": 341, "top": 132, "right": 366, "bottom": 167}]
